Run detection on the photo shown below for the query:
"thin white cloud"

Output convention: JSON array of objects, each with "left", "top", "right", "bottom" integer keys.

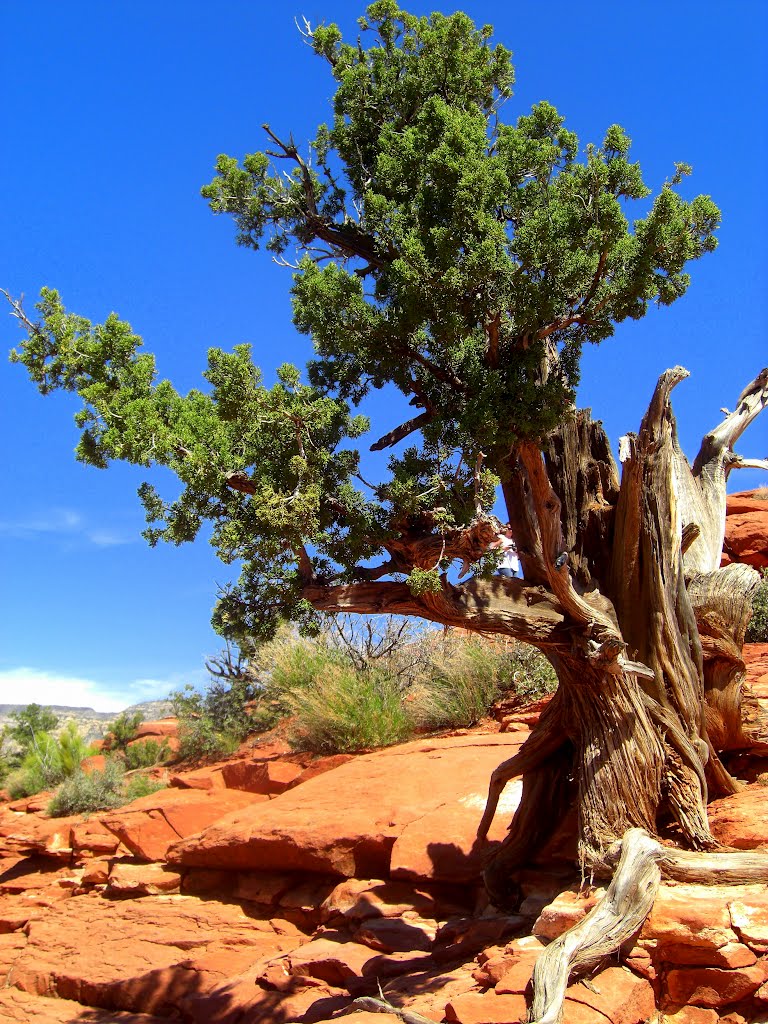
[
  {"left": 0, "top": 507, "right": 134, "bottom": 547},
  {"left": 0, "top": 667, "right": 180, "bottom": 714}
]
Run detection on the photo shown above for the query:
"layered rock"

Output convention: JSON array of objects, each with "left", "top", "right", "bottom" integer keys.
[
  {"left": 723, "top": 490, "right": 768, "bottom": 569},
  {"left": 0, "top": 649, "right": 767, "bottom": 1022}
]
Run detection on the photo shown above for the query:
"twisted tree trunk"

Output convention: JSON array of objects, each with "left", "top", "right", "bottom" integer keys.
[{"left": 477, "top": 366, "right": 768, "bottom": 1023}]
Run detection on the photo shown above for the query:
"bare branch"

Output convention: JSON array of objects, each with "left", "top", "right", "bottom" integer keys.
[{"left": 369, "top": 410, "right": 433, "bottom": 451}]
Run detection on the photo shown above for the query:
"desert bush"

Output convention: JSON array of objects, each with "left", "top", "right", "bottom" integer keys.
[
  {"left": 746, "top": 568, "right": 768, "bottom": 643},
  {"left": 171, "top": 686, "right": 243, "bottom": 762},
  {"left": 5, "top": 722, "right": 95, "bottom": 799},
  {"left": 410, "top": 636, "right": 557, "bottom": 731},
  {"left": 103, "top": 710, "right": 144, "bottom": 751},
  {"left": 47, "top": 758, "right": 126, "bottom": 816},
  {"left": 47, "top": 759, "right": 166, "bottom": 817},
  {"left": 124, "top": 737, "right": 171, "bottom": 770},
  {"left": 123, "top": 772, "right": 166, "bottom": 802},
  {"left": 283, "top": 663, "right": 414, "bottom": 753}
]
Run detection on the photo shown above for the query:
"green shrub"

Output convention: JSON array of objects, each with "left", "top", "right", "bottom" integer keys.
[
  {"left": 506, "top": 642, "right": 559, "bottom": 701},
  {"left": 173, "top": 703, "right": 241, "bottom": 762},
  {"left": 104, "top": 711, "right": 144, "bottom": 751},
  {"left": 124, "top": 738, "right": 171, "bottom": 770},
  {"left": 746, "top": 568, "right": 768, "bottom": 643},
  {"left": 47, "top": 759, "right": 126, "bottom": 816},
  {"left": 171, "top": 667, "right": 269, "bottom": 762},
  {"left": 284, "top": 664, "right": 414, "bottom": 753},
  {"left": 5, "top": 722, "right": 96, "bottom": 798},
  {"left": 410, "top": 637, "right": 557, "bottom": 731},
  {"left": 123, "top": 773, "right": 166, "bottom": 802},
  {"left": 47, "top": 759, "right": 166, "bottom": 817}
]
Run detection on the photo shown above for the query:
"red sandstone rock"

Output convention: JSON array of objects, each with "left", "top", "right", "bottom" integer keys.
[
  {"left": 444, "top": 990, "right": 529, "bottom": 1023},
  {"left": 70, "top": 819, "right": 121, "bottom": 858},
  {"left": 723, "top": 492, "right": 768, "bottom": 568},
  {"left": 220, "top": 757, "right": 304, "bottom": 794},
  {"left": 9, "top": 892, "right": 299, "bottom": 1016},
  {"left": 287, "top": 753, "right": 356, "bottom": 788},
  {"left": 80, "top": 753, "right": 107, "bottom": 773},
  {"left": 320, "top": 878, "right": 439, "bottom": 923},
  {"left": 562, "top": 967, "right": 656, "bottom": 1024},
  {"left": 169, "top": 765, "right": 227, "bottom": 790},
  {"left": 0, "top": 813, "right": 77, "bottom": 859},
  {"left": 642, "top": 883, "right": 738, "bottom": 951},
  {"left": 662, "top": 1008, "right": 719, "bottom": 1024},
  {"left": 310, "top": 1014, "right": 404, "bottom": 1024},
  {"left": 279, "top": 933, "right": 382, "bottom": 986},
  {"left": 107, "top": 861, "right": 182, "bottom": 896},
  {"left": 532, "top": 887, "right": 603, "bottom": 941},
  {"left": 707, "top": 786, "right": 768, "bottom": 850},
  {"left": 168, "top": 733, "right": 527, "bottom": 881},
  {"left": 354, "top": 914, "right": 437, "bottom": 953},
  {"left": 0, "top": 988, "right": 170, "bottom": 1022},
  {"left": 180, "top": 964, "right": 348, "bottom": 1024},
  {"left": 132, "top": 719, "right": 179, "bottom": 741},
  {"left": 100, "top": 786, "right": 262, "bottom": 861},
  {"left": 729, "top": 890, "right": 768, "bottom": 952},
  {"left": 665, "top": 963, "right": 768, "bottom": 1008}
]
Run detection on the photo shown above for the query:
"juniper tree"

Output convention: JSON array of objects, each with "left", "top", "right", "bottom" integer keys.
[{"left": 8, "top": 4, "right": 768, "bottom": 1018}]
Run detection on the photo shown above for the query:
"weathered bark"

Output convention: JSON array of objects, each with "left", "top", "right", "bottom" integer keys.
[
  {"left": 482, "top": 368, "right": 767, "bottom": 892},
  {"left": 527, "top": 828, "right": 768, "bottom": 1024},
  {"left": 299, "top": 368, "right": 767, "bottom": 1019}
]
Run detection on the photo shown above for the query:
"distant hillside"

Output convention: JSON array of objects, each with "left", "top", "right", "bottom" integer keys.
[{"left": 0, "top": 698, "right": 175, "bottom": 745}]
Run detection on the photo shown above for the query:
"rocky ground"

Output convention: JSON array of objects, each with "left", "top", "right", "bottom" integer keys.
[
  {"left": 0, "top": 647, "right": 765, "bottom": 1024},
  {"left": 0, "top": 491, "right": 765, "bottom": 1024}
]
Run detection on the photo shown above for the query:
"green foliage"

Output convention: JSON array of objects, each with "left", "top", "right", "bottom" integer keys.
[
  {"left": 746, "top": 568, "right": 768, "bottom": 643},
  {"left": 5, "top": 721, "right": 95, "bottom": 799},
  {"left": 409, "top": 637, "right": 557, "bottom": 731},
  {"left": 123, "top": 773, "right": 167, "bottom": 802},
  {"left": 104, "top": 711, "right": 144, "bottom": 752},
  {"left": 407, "top": 567, "right": 443, "bottom": 596},
  {"left": 47, "top": 758, "right": 126, "bottom": 816},
  {"left": 7, "top": 704, "right": 59, "bottom": 751},
  {"left": 46, "top": 759, "right": 166, "bottom": 817},
  {"left": 9, "top": 4, "right": 720, "bottom": 644},
  {"left": 282, "top": 663, "right": 414, "bottom": 753},
  {"left": 257, "top": 617, "right": 556, "bottom": 750},
  {"left": 171, "top": 685, "right": 246, "bottom": 762},
  {"left": 123, "top": 738, "right": 171, "bottom": 770}
]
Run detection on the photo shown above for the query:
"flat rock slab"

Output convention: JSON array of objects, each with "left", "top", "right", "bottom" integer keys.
[
  {"left": 168, "top": 732, "right": 528, "bottom": 882},
  {"left": 7, "top": 891, "right": 301, "bottom": 1016},
  {"left": 0, "top": 987, "right": 170, "bottom": 1023},
  {"left": 100, "top": 786, "right": 263, "bottom": 861}
]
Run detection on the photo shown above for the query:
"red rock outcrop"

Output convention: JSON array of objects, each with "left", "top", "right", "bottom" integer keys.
[
  {"left": 167, "top": 732, "right": 529, "bottom": 881},
  {"left": 0, "top": 643, "right": 767, "bottom": 1022},
  {"left": 723, "top": 490, "right": 768, "bottom": 568}
]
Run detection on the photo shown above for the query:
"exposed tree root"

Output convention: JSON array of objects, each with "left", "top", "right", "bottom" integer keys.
[
  {"left": 526, "top": 828, "right": 768, "bottom": 1024},
  {"left": 528, "top": 829, "right": 663, "bottom": 1024}
]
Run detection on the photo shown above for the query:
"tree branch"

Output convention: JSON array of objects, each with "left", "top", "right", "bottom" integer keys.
[
  {"left": 369, "top": 410, "right": 434, "bottom": 451},
  {"left": 262, "top": 124, "right": 389, "bottom": 269},
  {"left": 301, "top": 577, "right": 567, "bottom": 646}
]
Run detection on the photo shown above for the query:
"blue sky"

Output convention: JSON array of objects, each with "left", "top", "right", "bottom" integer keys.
[{"left": 2, "top": 1, "right": 766, "bottom": 712}]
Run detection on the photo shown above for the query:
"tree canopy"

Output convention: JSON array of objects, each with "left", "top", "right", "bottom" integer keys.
[{"left": 10, "top": 2, "right": 721, "bottom": 646}]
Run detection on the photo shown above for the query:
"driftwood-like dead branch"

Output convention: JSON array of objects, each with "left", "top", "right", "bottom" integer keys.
[{"left": 527, "top": 828, "right": 768, "bottom": 1024}]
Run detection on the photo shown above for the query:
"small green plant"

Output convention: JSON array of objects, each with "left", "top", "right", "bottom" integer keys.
[
  {"left": 124, "top": 737, "right": 171, "bottom": 770},
  {"left": 171, "top": 686, "right": 243, "bottom": 762},
  {"left": 104, "top": 711, "right": 144, "bottom": 752},
  {"left": 47, "top": 758, "right": 126, "bottom": 816},
  {"left": 47, "top": 759, "right": 167, "bottom": 817},
  {"left": 123, "top": 772, "right": 166, "bottom": 802},
  {"left": 5, "top": 721, "right": 96, "bottom": 799},
  {"left": 410, "top": 636, "right": 557, "bottom": 731},
  {"left": 746, "top": 568, "right": 768, "bottom": 643},
  {"left": 283, "top": 663, "right": 414, "bottom": 753}
]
